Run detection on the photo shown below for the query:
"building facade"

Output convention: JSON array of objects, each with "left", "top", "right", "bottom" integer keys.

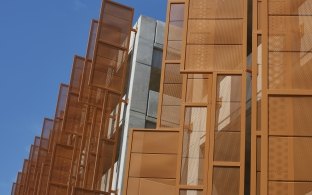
[
  {"left": 12, "top": 0, "right": 312, "bottom": 195},
  {"left": 122, "top": 0, "right": 312, "bottom": 195},
  {"left": 122, "top": 0, "right": 249, "bottom": 194}
]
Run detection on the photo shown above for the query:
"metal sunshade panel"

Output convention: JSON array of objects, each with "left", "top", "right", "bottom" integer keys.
[
  {"left": 252, "top": 0, "right": 312, "bottom": 194},
  {"left": 90, "top": 0, "right": 134, "bottom": 93}
]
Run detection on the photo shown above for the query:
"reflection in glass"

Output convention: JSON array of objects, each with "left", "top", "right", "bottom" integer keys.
[
  {"left": 186, "top": 76, "right": 209, "bottom": 103},
  {"left": 181, "top": 107, "right": 207, "bottom": 185},
  {"left": 215, "top": 76, "right": 242, "bottom": 132}
]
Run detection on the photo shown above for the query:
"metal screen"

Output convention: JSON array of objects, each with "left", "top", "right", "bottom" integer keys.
[
  {"left": 123, "top": 0, "right": 248, "bottom": 195},
  {"left": 251, "top": 0, "right": 312, "bottom": 194},
  {"left": 90, "top": 0, "right": 133, "bottom": 93},
  {"left": 8, "top": 1, "right": 135, "bottom": 195}
]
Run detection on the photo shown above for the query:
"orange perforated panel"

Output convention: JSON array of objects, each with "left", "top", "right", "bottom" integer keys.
[
  {"left": 13, "top": 3, "right": 134, "bottom": 193},
  {"left": 183, "top": 0, "right": 245, "bottom": 72},
  {"left": 49, "top": 84, "right": 69, "bottom": 153},
  {"left": 79, "top": 21, "right": 106, "bottom": 108},
  {"left": 90, "top": 0, "right": 133, "bottom": 93},
  {"left": 253, "top": 0, "right": 312, "bottom": 194}
]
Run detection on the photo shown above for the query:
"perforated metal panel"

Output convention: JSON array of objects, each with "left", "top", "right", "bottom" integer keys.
[
  {"left": 90, "top": 0, "right": 133, "bottom": 93},
  {"left": 123, "top": 0, "right": 248, "bottom": 194},
  {"left": 183, "top": 0, "right": 245, "bottom": 72},
  {"left": 252, "top": 0, "right": 312, "bottom": 194}
]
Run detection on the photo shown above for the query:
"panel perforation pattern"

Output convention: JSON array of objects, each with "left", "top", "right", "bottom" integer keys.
[
  {"left": 266, "top": 1, "right": 312, "bottom": 194},
  {"left": 184, "top": 0, "right": 245, "bottom": 72},
  {"left": 90, "top": 1, "right": 133, "bottom": 92}
]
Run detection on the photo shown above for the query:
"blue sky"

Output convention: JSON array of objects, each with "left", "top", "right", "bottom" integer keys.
[{"left": 0, "top": 0, "right": 166, "bottom": 194}]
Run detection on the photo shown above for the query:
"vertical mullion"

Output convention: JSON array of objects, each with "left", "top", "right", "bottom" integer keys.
[
  {"left": 261, "top": 0, "right": 269, "bottom": 194},
  {"left": 203, "top": 74, "right": 213, "bottom": 195},
  {"left": 251, "top": 0, "right": 261, "bottom": 194},
  {"left": 175, "top": 0, "right": 188, "bottom": 193},
  {"left": 240, "top": 0, "right": 248, "bottom": 194},
  {"left": 207, "top": 73, "right": 217, "bottom": 195},
  {"left": 181, "top": 0, "right": 190, "bottom": 71},
  {"left": 176, "top": 74, "right": 187, "bottom": 195}
]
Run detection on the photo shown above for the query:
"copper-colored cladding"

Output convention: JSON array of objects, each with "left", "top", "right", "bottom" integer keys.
[
  {"left": 71, "top": 1, "right": 133, "bottom": 194},
  {"left": 12, "top": 85, "right": 70, "bottom": 195},
  {"left": 46, "top": 56, "right": 87, "bottom": 195},
  {"left": 79, "top": 20, "right": 106, "bottom": 109},
  {"left": 12, "top": 0, "right": 312, "bottom": 194},
  {"left": 123, "top": 0, "right": 247, "bottom": 194},
  {"left": 48, "top": 84, "right": 70, "bottom": 152},
  {"left": 13, "top": 172, "right": 22, "bottom": 195},
  {"left": 15, "top": 120, "right": 54, "bottom": 195},
  {"left": 23, "top": 137, "right": 41, "bottom": 195},
  {"left": 19, "top": 160, "right": 29, "bottom": 194},
  {"left": 13, "top": 0, "right": 133, "bottom": 193},
  {"left": 250, "top": 0, "right": 312, "bottom": 194},
  {"left": 89, "top": 0, "right": 133, "bottom": 94},
  {"left": 123, "top": 129, "right": 179, "bottom": 195},
  {"left": 44, "top": 0, "right": 133, "bottom": 192},
  {"left": 35, "top": 85, "right": 69, "bottom": 195},
  {"left": 73, "top": 20, "right": 106, "bottom": 191},
  {"left": 73, "top": 106, "right": 99, "bottom": 190},
  {"left": 33, "top": 118, "right": 54, "bottom": 195}
]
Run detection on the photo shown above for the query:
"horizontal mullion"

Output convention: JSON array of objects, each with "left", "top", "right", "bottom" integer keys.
[
  {"left": 184, "top": 103, "right": 209, "bottom": 107},
  {"left": 268, "top": 50, "right": 312, "bottom": 53},
  {"left": 269, "top": 134, "right": 312, "bottom": 138},
  {"left": 128, "top": 176, "right": 176, "bottom": 179},
  {"left": 132, "top": 128, "right": 180, "bottom": 132},
  {"left": 269, "top": 14, "right": 312, "bottom": 17},
  {"left": 188, "top": 18, "right": 244, "bottom": 20},
  {"left": 131, "top": 152, "right": 177, "bottom": 155},
  {"left": 187, "top": 43, "right": 243, "bottom": 46},
  {"left": 269, "top": 179, "right": 312, "bottom": 183},
  {"left": 214, "top": 130, "right": 241, "bottom": 133},
  {"left": 179, "top": 185, "right": 204, "bottom": 190},
  {"left": 268, "top": 89, "right": 312, "bottom": 96},
  {"left": 213, "top": 161, "right": 240, "bottom": 167},
  {"left": 164, "top": 60, "right": 181, "bottom": 64},
  {"left": 180, "top": 70, "right": 243, "bottom": 74}
]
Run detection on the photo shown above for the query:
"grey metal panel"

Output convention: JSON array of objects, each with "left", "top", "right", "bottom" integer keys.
[
  {"left": 130, "top": 62, "right": 151, "bottom": 114},
  {"left": 136, "top": 37, "right": 155, "bottom": 65},
  {"left": 147, "top": 90, "right": 159, "bottom": 119},
  {"left": 155, "top": 20, "right": 165, "bottom": 45},
  {"left": 138, "top": 16, "right": 157, "bottom": 42},
  {"left": 128, "top": 110, "right": 146, "bottom": 129}
]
